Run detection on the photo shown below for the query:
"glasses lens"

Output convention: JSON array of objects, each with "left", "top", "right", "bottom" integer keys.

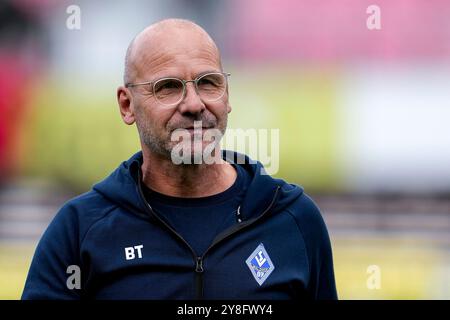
[
  {"left": 196, "top": 73, "right": 227, "bottom": 101},
  {"left": 153, "top": 78, "right": 184, "bottom": 106}
]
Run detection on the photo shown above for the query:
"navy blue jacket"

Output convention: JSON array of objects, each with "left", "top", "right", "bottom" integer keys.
[{"left": 22, "top": 150, "right": 338, "bottom": 300}]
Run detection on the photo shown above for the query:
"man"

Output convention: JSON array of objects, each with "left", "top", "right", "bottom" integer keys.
[{"left": 22, "top": 19, "right": 337, "bottom": 299}]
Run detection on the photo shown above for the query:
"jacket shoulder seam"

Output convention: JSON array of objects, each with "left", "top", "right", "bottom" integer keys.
[
  {"left": 79, "top": 200, "right": 119, "bottom": 247},
  {"left": 284, "top": 204, "right": 312, "bottom": 281}
]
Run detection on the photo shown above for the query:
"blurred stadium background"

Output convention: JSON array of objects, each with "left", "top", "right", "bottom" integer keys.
[{"left": 1, "top": 0, "right": 449, "bottom": 299}]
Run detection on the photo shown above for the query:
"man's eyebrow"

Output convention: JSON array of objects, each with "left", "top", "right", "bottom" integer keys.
[
  {"left": 195, "top": 70, "right": 222, "bottom": 78},
  {"left": 151, "top": 70, "right": 222, "bottom": 81}
]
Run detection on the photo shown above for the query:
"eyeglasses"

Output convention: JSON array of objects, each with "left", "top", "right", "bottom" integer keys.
[{"left": 125, "top": 72, "right": 230, "bottom": 107}]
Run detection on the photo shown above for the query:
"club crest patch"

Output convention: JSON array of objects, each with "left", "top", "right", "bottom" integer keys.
[{"left": 245, "top": 243, "right": 275, "bottom": 286}]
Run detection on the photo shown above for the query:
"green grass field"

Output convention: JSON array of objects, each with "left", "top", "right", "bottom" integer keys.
[{"left": 0, "top": 244, "right": 35, "bottom": 299}]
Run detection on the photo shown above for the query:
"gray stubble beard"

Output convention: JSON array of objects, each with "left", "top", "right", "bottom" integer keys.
[{"left": 137, "top": 116, "right": 228, "bottom": 163}]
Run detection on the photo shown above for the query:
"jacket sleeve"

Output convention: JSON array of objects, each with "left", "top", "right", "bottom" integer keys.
[
  {"left": 21, "top": 202, "right": 82, "bottom": 300},
  {"left": 293, "top": 193, "right": 338, "bottom": 300}
]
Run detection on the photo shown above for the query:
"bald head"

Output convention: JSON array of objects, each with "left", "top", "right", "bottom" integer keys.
[{"left": 123, "top": 19, "right": 221, "bottom": 85}]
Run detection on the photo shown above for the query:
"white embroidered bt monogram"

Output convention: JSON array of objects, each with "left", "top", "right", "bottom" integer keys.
[{"left": 124, "top": 244, "right": 144, "bottom": 260}]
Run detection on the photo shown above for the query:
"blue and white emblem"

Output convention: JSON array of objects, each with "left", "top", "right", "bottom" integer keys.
[{"left": 245, "top": 243, "right": 275, "bottom": 286}]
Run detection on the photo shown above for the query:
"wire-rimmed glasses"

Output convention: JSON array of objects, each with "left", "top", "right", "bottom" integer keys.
[{"left": 125, "top": 72, "right": 230, "bottom": 107}]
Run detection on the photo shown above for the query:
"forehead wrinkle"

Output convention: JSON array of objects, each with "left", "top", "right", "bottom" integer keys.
[{"left": 136, "top": 47, "right": 221, "bottom": 81}]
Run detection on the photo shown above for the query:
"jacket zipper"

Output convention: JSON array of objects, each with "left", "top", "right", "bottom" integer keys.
[
  {"left": 137, "top": 174, "right": 281, "bottom": 299},
  {"left": 195, "top": 257, "right": 204, "bottom": 299},
  {"left": 192, "top": 186, "right": 280, "bottom": 299}
]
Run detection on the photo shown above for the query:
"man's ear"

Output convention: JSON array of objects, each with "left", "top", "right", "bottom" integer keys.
[
  {"left": 225, "top": 86, "right": 232, "bottom": 113},
  {"left": 117, "top": 86, "right": 136, "bottom": 125}
]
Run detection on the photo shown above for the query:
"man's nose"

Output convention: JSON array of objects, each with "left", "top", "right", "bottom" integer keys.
[{"left": 177, "top": 81, "right": 205, "bottom": 115}]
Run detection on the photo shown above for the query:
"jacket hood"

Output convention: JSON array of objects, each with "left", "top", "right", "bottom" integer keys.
[{"left": 93, "top": 150, "right": 304, "bottom": 221}]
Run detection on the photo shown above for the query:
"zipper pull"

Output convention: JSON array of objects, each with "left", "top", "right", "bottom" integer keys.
[
  {"left": 236, "top": 206, "right": 242, "bottom": 223},
  {"left": 195, "top": 257, "right": 204, "bottom": 273}
]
